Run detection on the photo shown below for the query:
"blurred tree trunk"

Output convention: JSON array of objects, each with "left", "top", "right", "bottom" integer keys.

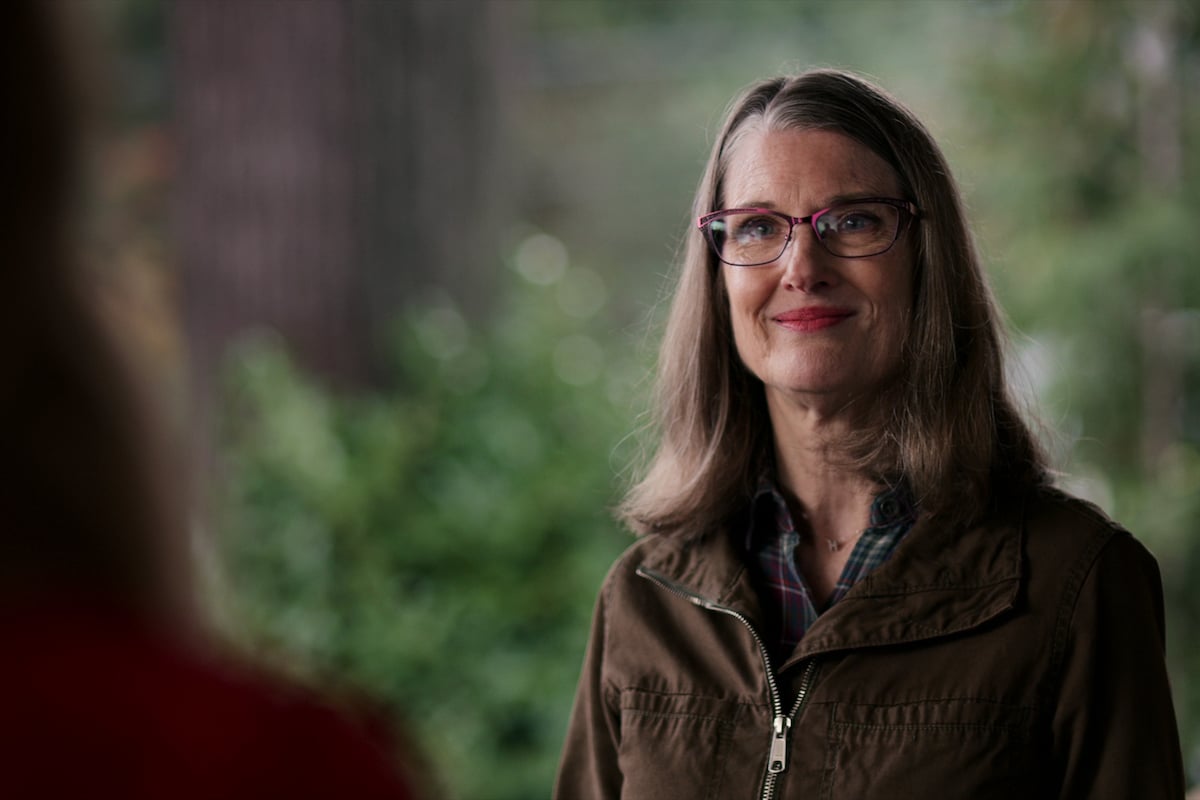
[
  {"left": 1127, "top": 1, "right": 1185, "bottom": 470},
  {"left": 171, "top": 0, "right": 520, "bottom": 467},
  {"left": 352, "top": 0, "right": 517, "bottom": 341}
]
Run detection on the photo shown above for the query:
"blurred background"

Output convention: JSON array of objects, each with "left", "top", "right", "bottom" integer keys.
[{"left": 75, "top": 0, "right": 1198, "bottom": 796}]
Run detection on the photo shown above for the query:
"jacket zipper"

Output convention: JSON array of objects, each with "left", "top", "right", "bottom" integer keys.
[
  {"left": 761, "top": 659, "right": 817, "bottom": 800},
  {"left": 637, "top": 567, "right": 820, "bottom": 800}
]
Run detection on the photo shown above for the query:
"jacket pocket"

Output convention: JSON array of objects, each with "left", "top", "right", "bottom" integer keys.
[
  {"left": 822, "top": 698, "right": 1038, "bottom": 799},
  {"left": 616, "top": 689, "right": 748, "bottom": 800}
]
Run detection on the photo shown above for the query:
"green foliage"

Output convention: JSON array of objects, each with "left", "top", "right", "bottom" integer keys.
[
  {"left": 211, "top": 272, "right": 636, "bottom": 800},
  {"left": 955, "top": 0, "right": 1200, "bottom": 777}
]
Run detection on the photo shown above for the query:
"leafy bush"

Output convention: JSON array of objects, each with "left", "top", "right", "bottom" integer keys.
[{"left": 209, "top": 271, "right": 639, "bottom": 799}]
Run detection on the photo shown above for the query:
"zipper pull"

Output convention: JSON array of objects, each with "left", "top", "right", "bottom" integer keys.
[{"left": 768, "top": 714, "right": 791, "bottom": 773}]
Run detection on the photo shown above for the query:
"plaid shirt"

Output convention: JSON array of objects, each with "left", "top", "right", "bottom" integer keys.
[{"left": 745, "top": 479, "right": 916, "bottom": 660}]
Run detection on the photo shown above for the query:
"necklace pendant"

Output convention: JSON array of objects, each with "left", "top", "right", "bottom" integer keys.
[{"left": 827, "top": 539, "right": 840, "bottom": 553}]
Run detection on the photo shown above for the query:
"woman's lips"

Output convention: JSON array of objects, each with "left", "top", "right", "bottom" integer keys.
[{"left": 773, "top": 306, "right": 855, "bottom": 332}]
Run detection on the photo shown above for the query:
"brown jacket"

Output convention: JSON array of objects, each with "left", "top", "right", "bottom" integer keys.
[{"left": 555, "top": 487, "right": 1185, "bottom": 799}]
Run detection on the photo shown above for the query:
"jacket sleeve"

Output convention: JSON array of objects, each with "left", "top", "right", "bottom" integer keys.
[
  {"left": 1050, "top": 530, "right": 1185, "bottom": 799},
  {"left": 554, "top": 578, "right": 623, "bottom": 800}
]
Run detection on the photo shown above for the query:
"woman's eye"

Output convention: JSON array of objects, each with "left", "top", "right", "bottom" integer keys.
[
  {"left": 734, "top": 216, "right": 783, "bottom": 242},
  {"left": 822, "top": 206, "right": 887, "bottom": 236},
  {"left": 836, "top": 211, "right": 881, "bottom": 233}
]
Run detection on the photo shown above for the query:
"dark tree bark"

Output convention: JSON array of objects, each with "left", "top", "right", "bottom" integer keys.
[
  {"left": 352, "top": 0, "right": 517, "bottom": 339},
  {"left": 171, "top": 0, "right": 519, "bottom": 463},
  {"left": 173, "top": 0, "right": 362, "bottom": 396}
]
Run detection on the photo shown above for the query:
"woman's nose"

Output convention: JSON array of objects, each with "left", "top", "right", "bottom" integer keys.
[{"left": 779, "top": 226, "right": 837, "bottom": 292}]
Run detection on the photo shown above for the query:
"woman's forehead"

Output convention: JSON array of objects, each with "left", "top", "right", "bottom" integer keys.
[{"left": 721, "top": 126, "right": 902, "bottom": 207}]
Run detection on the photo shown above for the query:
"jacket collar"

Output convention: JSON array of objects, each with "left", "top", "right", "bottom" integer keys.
[{"left": 636, "top": 494, "right": 1024, "bottom": 664}]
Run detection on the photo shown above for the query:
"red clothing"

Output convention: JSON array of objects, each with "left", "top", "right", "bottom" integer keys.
[{"left": 0, "top": 596, "right": 414, "bottom": 799}]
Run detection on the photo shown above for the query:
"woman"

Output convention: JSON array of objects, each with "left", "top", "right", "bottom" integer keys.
[
  {"left": 555, "top": 70, "right": 1184, "bottom": 799},
  {"left": 0, "top": 5, "right": 418, "bottom": 797}
]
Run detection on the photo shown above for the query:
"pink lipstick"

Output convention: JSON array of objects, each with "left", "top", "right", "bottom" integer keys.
[{"left": 773, "top": 306, "right": 854, "bottom": 332}]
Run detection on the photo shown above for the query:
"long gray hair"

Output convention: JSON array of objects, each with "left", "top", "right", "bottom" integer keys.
[{"left": 619, "top": 69, "right": 1047, "bottom": 538}]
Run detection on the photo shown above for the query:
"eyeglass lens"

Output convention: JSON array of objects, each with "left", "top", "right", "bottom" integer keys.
[{"left": 707, "top": 201, "right": 905, "bottom": 265}]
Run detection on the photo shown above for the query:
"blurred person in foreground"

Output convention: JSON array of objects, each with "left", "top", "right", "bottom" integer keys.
[
  {"left": 555, "top": 69, "right": 1184, "bottom": 799},
  {"left": 0, "top": 4, "right": 416, "bottom": 797}
]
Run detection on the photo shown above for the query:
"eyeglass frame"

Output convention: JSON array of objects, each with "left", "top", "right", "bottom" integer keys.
[{"left": 697, "top": 197, "right": 920, "bottom": 266}]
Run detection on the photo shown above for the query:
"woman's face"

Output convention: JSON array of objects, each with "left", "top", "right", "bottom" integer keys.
[{"left": 720, "top": 126, "right": 915, "bottom": 417}]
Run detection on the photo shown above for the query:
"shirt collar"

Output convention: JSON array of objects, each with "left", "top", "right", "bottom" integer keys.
[{"left": 744, "top": 476, "right": 917, "bottom": 552}]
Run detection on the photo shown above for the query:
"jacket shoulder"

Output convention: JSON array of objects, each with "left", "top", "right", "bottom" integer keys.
[
  {"left": 1022, "top": 484, "right": 1134, "bottom": 559},
  {"left": 1022, "top": 483, "right": 1163, "bottom": 622},
  {"left": 596, "top": 533, "right": 686, "bottom": 602}
]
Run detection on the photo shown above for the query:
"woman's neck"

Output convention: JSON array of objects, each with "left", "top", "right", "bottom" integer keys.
[{"left": 766, "top": 391, "right": 877, "bottom": 544}]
